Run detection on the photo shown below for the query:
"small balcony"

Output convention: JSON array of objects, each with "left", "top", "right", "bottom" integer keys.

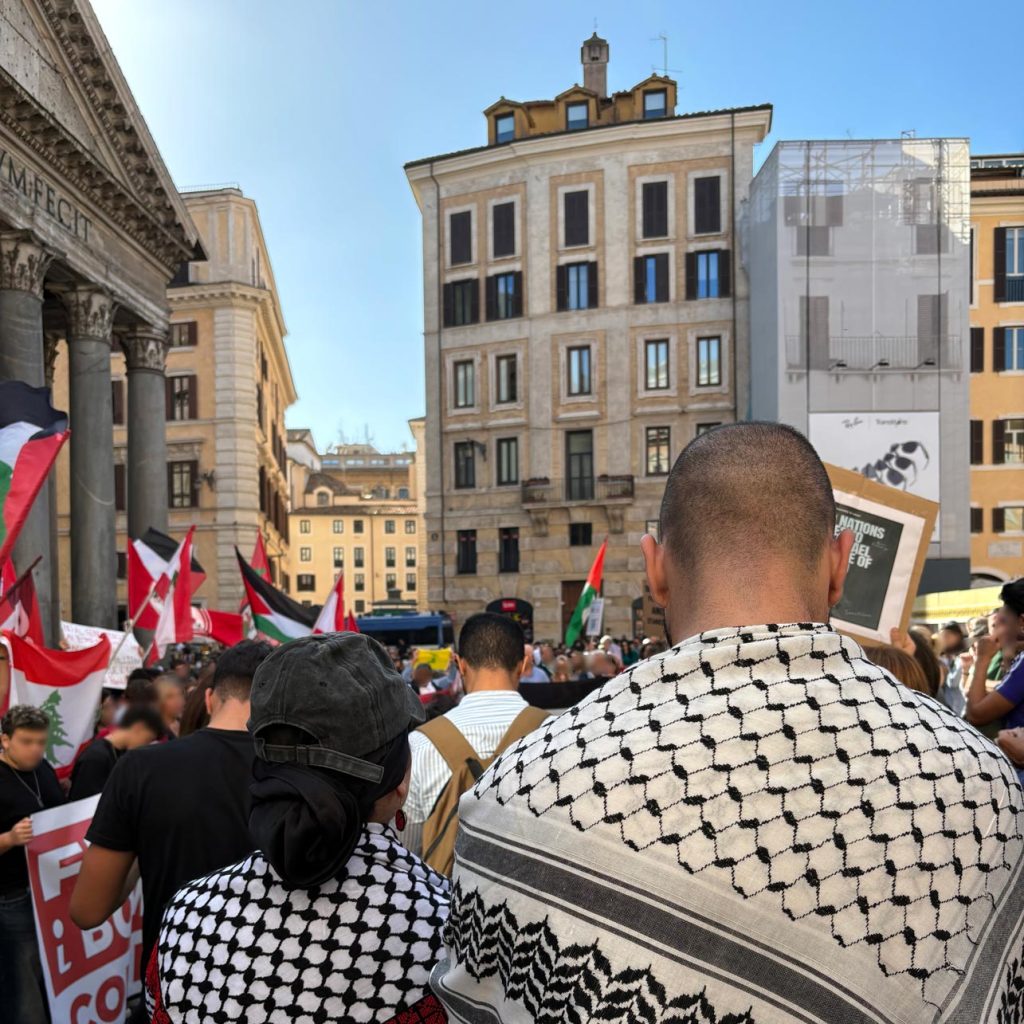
[
  {"left": 521, "top": 474, "right": 634, "bottom": 506},
  {"left": 784, "top": 334, "right": 962, "bottom": 372}
]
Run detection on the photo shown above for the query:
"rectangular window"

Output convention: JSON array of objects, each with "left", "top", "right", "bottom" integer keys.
[
  {"left": 564, "top": 190, "right": 589, "bottom": 247},
  {"left": 970, "top": 420, "right": 983, "bottom": 465},
  {"left": 353, "top": 520, "right": 364, "bottom": 534},
  {"left": 299, "top": 547, "right": 312, "bottom": 562},
  {"left": 316, "top": 492, "right": 329, "bottom": 507},
  {"left": 114, "top": 464, "right": 126, "bottom": 512},
  {"left": 970, "top": 508, "right": 983, "bottom": 534},
  {"left": 454, "top": 441, "right": 476, "bottom": 489},
  {"left": 646, "top": 426, "right": 671, "bottom": 476},
  {"left": 166, "top": 375, "right": 197, "bottom": 421},
  {"left": 566, "top": 430, "right": 594, "bottom": 501},
  {"left": 696, "top": 422, "right": 721, "bottom": 435},
  {"left": 496, "top": 354, "right": 517, "bottom": 403},
  {"left": 386, "top": 573, "right": 397, "bottom": 591},
  {"left": 567, "top": 346, "right": 592, "bottom": 396},
  {"left": 405, "top": 520, "right": 416, "bottom": 534},
  {"left": 457, "top": 530, "right": 477, "bottom": 574},
  {"left": 111, "top": 380, "right": 125, "bottom": 426},
  {"left": 332, "top": 547, "right": 344, "bottom": 567},
  {"left": 354, "top": 573, "right": 365, "bottom": 592},
  {"left": 645, "top": 339, "right": 669, "bottom": 390},
  {"left": 443, "top": 279, "right": 479, "bottom": 327},
  {"left": 643, "top": 89, "right": 667, "bottom": 119},
  {"left": 492, "top": 201, "right": 515, "bottom": 257},
  {"left": 385, "top": 547, "right": 396, "bottom": 568},
  {"left": 354, "top": 547, "right": 365, "bottom": 568},
  {"left": 486, "top": 272, "right": 521, "bottom": 320},
  {"left": 497, "top": 437, "right": 519, "bottom": 485},
  {"left": 569, "top": 522, "right": 593, "bottom": 546},
  {"left": 685, "top": 250, "right": 731, "bottom": 300},
  {"left": 499, "top": 527, "right": 520, "bottom": 573},
  {"left": 1004, "top": 507, "right": 1024, "bottom": 532},
  {"left": 1003, "top": 327, "right": 1024, "bottom": 371},
  {"left": 299, "top": 519, "right": 311, "bottom": 534},
  {"left": 453, "top": 360, "right": 475, "bottom": 408},
  {"left": 450, "top": 210, "right": 472, "bottom": 265},
  {"left": 566, "top": 101, "right": 589, "bottom": 131},
  {"left": 168, "top": 461, "right": 197, "bottom": 509},
  {"left": 694, "top": 176, "right": 722, "bottom": 234},
  {"left": 405, "top": 546, "right": 416, "bottom": 567},
  {"left": 999, "top": 419, "right": 1024, "bottom": 464},
  {"left": 296, "top": 574, "right": 316, "bottom": 592},
  {"left": 642, "top": 181, "right": 668, "bottom": 238},
  {"left": 557, "top": 261, "right": 598, "bottom": 311},
  {"left": 634, "top": 253, "right": 669, "bottom": 303},
  {"left": 354, "top": 599, "right": 365, "bottom": 613},
  {"left": 1006, "top": 228, "right": 1024, "bottom": 277},
  {"left": 970, "top": 327, "right": 984, "bottom": 373},
  {"left": 169, "top": 322, "right": 197, "bottom": 348},
  {"left": 406, "top": 573, "right": 417, "bottom": 592},
  {"left": 384, "top": 520, "right": 396, "bottom": 534},
  {"left": 697, "top": 337, "right": 722, "bottom": 387},
  {"left": 697, "top": 251, "right": 719, "bottom": 298},
  {"left": 332, "top": 519, "right": 343, "bottom": 534},
  {"left": 495, "top": 113, "right": 515, "bottom": 144}
]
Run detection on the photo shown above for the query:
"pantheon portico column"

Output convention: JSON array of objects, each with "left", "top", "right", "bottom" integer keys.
[
  {"left": 0, "top": 230, "right": 58, "bottom": 643},
  {"left": 64, "top": 285, "right": 118, "bottom": 627},
  {"left": 123, "top": 326, "right": 169, "bottom": 539}
]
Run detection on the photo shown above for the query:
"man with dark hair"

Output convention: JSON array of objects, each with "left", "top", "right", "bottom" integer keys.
[
  {"left": 0, "top": 704, "right": 64, "bottom": 1023},
  {"left": 71, "top": 640, "right": 273, "bottom": 985},
  {"left": 69, "top": 705, "right": 164, "bottom": 800},
  {"left": 434, "top": 423, "right": 1024, "bottom": 1022},
  {"left": 399, "top": 613, "right": 545, "bottom": 861}
]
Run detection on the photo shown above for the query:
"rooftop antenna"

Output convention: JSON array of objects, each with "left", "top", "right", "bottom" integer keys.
[
  {"left": 650, "top": 31, "right": 684, "bottom": 79},
  {"left": 901, "top": 128, "right": 917, "bottom": 139}
]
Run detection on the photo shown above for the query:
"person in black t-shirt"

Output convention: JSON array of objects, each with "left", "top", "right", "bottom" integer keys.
[
  {"left": 0, "top": 703, "right": 66, "bottom": 1024},
  {"left": 68, "top": 705, "right": 165, "bottom": 801},
  {"left": 70, "top": 640, "right": 272, "bottom": 979}
]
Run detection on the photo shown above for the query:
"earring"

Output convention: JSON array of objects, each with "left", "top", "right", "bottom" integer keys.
[{"left": 394, "top": 809, "right": 407, "bottom": 832}]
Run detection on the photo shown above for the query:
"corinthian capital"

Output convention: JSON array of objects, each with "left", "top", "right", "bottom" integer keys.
[
  {"left": 121, "top": 325, "right": 169, "bottom": 373},
  {"left": 0, "top": 231, "right": 55, "bottom": 298},
  {"left": 63, "top": 285, "right": 117, "bottom": 343}
]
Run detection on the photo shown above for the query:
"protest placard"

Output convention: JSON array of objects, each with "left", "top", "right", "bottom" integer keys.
[
  {"left": 415, "top": 647, "right": 452, "bottom": 671},
  {"left": 585, "top": 596, "right": 606, "bottom": 637},
  {"left": 27, "top": 796, "right": 143, "bottom": 1024},
  {"left": 61, "top": 621, "right": 143, "bottom": 690},
  {"left": 825, "top": 463, "right": 939, "bottom": 646}
]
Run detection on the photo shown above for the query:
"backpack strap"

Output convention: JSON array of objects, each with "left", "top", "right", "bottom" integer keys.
[
  {"left": 417, "top": 715, "right": 481, "bottom": 775},
  {"left": 493, "top": 706, "right": 551, "bottom": 758}
]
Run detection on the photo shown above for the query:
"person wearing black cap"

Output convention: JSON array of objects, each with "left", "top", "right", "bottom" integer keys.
[{"left": 149, "top": 632, "right": 450, "bottom": 1024}]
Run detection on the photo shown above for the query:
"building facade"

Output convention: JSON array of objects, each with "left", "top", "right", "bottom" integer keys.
[
  {"left": 746, "top": 138, "right": 972, "bottom": 593},
  {"left": 0, "top": 0, "right": 203, "bottom": 640},
  {"left": 53, "top": 186, "right": 295, "bottom": 619},
  {"left": 406, "top": 35, "right": 771, "bottom": 640},
  {"left": 286, "top": 421, "right": 427, "bottom": 613},
  {"left": 968, "top": 154, "right": 1024, "bottom": 583}
]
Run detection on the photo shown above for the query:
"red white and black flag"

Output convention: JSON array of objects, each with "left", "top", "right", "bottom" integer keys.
[{"left": 128, "top": 528, "right": 205, "bottom": 630}]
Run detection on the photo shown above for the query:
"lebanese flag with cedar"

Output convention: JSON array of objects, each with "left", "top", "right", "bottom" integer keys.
[
  {"left": 313, "top": 573, "right": 346, "bottom": 634},
  {"left": 150, "top": 528, "right": 195, "bottom": 661},
  {"left": 0, "top": 382, "right": 69, "bottom": 566},
  {"left": 2, "top": 631, "right": 110, "bottom": 776},
  {"left": 0, "top": 559, "right": 44, "bottom": 646}
]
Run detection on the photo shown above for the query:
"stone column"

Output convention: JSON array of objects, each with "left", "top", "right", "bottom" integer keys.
[
  {"left": 64, "top": 286, "right": 118, "bottom": 627},
  {"left": 0, "top": 231, "right": 58, "bottom": 644},
  {"left": 123, "top": 326, "right": 169, "bottom": 539}
]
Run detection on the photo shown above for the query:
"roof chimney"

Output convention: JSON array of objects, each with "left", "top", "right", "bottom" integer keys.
[{"left": 581, "top": 32, "right": 609, "bottom": 98}]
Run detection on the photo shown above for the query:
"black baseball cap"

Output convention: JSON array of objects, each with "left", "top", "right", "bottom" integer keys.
[{"left": 248, "top": 633, "right": 424, "bottom": 784}]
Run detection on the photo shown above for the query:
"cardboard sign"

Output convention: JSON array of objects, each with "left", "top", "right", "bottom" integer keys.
[
  {"left": 585, "top": 597, "right": 606, "bottom": 637},
  {"left": 27, "top": 797, "right": 143, "bottom": 1024},
  {"left": 825, "top": 463, "right": 939, "bottom": 646},
  {"left": 414, "top": 648, "right": 452, "bottom": 671},
  {"left": 61, "top": 621, "right": 143, "bottom": 691}
]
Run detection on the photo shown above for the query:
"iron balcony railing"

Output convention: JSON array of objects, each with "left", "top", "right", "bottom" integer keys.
[
  {"left": 521, "top": 474, "right": 635, "bottom": 506},
  {"left": 784, "top": 335, "right": 963, "bottom": 371}
]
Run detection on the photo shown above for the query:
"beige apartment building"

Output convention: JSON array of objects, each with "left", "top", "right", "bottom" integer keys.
[
  {"left": 53, "top": 185, "right": 296, "bottom": 619},
  {"left": 286, "top": 421, "right": 427, "bottom": 612},
  {"left": 969, "top": 154, "right": 1024, "bottom": 584},
  {"left": 405, "top": 34, "right": 771, "bottom": 640}
]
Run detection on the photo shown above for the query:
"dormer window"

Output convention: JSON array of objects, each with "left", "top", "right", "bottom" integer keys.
[
  {"left": 643, "top": 89, "right": 668, "bottom": 120},
  {"left": 495, "top": 113, "right": 515, "bottom": 144},
  {"left": 567, "top": 102, "right": 589, "bottom": 131}
]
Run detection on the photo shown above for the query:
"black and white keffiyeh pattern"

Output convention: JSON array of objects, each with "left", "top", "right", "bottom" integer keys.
[
  {"left": 156, "top": 823, "right": 450, "bottom": 1023},
  {"left": 433, "top": 623, "right": 1024, "bottom": 1024}
]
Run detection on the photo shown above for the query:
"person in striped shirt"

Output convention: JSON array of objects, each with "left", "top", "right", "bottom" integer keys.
[{"left": 399, "top": 613, "right": 533, "bottom": 856}]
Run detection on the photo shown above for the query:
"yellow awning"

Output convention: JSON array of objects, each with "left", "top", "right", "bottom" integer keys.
[{"left": 912, "top": 585, "right": 1003, "bottom": 624}]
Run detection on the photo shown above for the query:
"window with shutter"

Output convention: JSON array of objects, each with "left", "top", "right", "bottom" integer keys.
[
  {"left": 994, "top": 227, "right": 1007, "bottom": 302},
  {"left": 694, "top": 176, "right": 721, "bottom": 234},
  {"left": 916, "top": 294, "right": 945, "bottom": 366},
  {"left": 993, "top": 327, "right": 1006, "bottom": 371},
  {"left": 114, "top": 464, "right": 126, "bottom": 512},
  {"left": 587, "top": 261, "right": 599, "bottom": 309},
  {"left": 492, "top": 201, "right": 515, "bottom": 258},
  {"left": 970, "top": 327, "right": 984, "bottom": 373},
  {"left": 642, "top": 181, "right": 668, "bottom": 238},
  {"left": 556, "top": 265, "right": 568, "bottom": 311},
  {"left": 111, "top": 380, "right": 125, "bottom": 426},
  {"left": 993, "top": 420, "right": 1007, "bottom": 464},
  {"left": 800, "top": 296, "right": 830, "bottom": 369},
  {"left": 970, "top": 508, "right": 983, "bottom": 534},
  {"left": 635, "top": 254, "right": 669, "bottom": 303},
  {"left": 993, "top": 508, "right": 1006, "bottom": 534},
  {"left": 450, "top": 210, "right": 472, "bottom": 265},
  {"left": 564, "top": 191, "right": 589, "bottom": 247},
  {"left": 446, "top": 280, "right": 478, "bottom": 327},
  {"left": 970, "top": 420, "right": 984, "bottom": 465}
]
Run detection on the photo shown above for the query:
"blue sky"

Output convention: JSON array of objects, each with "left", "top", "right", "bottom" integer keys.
[{"left": 92, "top": 0, "right": 1019, "bottom": 453}]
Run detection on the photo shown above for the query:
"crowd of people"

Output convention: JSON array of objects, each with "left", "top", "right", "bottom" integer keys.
[{"left": 0, "top": 422, "right": 1022, "bottom": 1022}]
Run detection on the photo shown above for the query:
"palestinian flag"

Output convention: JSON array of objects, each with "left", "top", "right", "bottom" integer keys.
[
  {"left": 313, "top": 573, "right": 345, "bottom": 634},
  {"left": 239, "top": 532, "right": 271, "bottom": 615},
  {"left": 564, "top": 538, "right": 608, "bottom": 648},
  {"left": 0, "top": 382, "right": 69, "bottom": 566},
  {"left": 128, "top": 528, "right": 205, "bottom": 630},
  {"left": 2, "top": 630, "right": 110, "bottom": 776},
  {"left": 236, "top": 548, "right": 315, "bottom": 644},
  {"left": 0, "top": 558, "right": 44, "bottom": 646}
]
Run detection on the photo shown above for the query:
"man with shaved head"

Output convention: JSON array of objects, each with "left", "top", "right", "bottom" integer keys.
[{"left": 434, "top": 422, "right": 1024, "bottom": 1024}]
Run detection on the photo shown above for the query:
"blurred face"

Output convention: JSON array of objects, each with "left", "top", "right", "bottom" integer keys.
[
  {"left": 1, "top": 727, "right": 48, "bottom": 771},
  {"left": 540, "top": 645, "right": 554, "bottom": 664},
  {"left": 159, "top": 684, "right": 185, "bottom": 723},
  {"left": 1001, "top": 605, "right": 1024, "bottom": 643},
  {"left": 173, "top": 663, "right": 190, "bottom": 681},
  {"left": 570, "top": 651, "right": 585, "bottom": 672},
  {"left": 553, "top": 656, "right": 570, "bottom": 680},
  {"left": 412, "top": 666, "right": 433, "bottom": 689},
  {"left": 939, "top": 628, "right": 963, "bottom": 654}
]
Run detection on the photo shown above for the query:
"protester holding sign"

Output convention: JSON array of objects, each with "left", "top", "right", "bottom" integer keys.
[{"left": 0, "top": 704, "right": 65, "bottom": 1024}]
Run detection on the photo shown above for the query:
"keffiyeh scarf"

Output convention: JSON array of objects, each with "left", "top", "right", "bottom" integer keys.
[
  {"left": 434, "top": 623, "right": 1024, "bottom": 1024},
  {"left": 154, "top": 823, "right": 450, "bottom": 1023}
]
